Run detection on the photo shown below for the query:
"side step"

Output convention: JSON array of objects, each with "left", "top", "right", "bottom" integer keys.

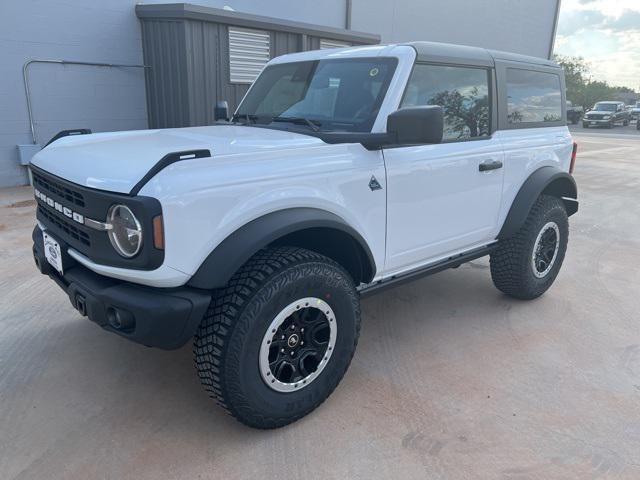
[{"left": 358, "top": 244, "right": 497, "bottom": 297}]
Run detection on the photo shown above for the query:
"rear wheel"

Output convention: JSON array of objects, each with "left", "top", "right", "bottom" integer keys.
[
  {"left": 490, "top": 195, "right": 568, "bottom": 300},
  {"left": 624, "top": 119, "right": 630, "bottom": 126},
  {"left": 193, "top": 247, "right": 360, "bottom": 429}
]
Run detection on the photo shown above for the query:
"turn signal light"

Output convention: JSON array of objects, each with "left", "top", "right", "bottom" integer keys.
[
  {"left": 153, "top": 215, "right": 164, "bottom": 250},
  {"left": 570, "top": 142, "right": 578, "bottom": 174}
]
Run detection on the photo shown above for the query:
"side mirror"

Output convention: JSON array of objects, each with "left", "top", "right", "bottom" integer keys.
[
  {"left": 387, "top": 106, "right": 444, "bottom": 145},
  {"left": 214, "top": 100, "right": 229, "bottom": 122}
]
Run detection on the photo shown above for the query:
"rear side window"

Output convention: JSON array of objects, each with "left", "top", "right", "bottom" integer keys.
[
  {"left": 401, "top": 64, "right": 490, "bottom": 141},
  {"left": 506, "top": 69, "right": 562, "bottom": 124}
]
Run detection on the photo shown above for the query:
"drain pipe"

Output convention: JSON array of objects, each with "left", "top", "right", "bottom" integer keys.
[
  {"left": 345, "top": 0, "right": 352, "bottom": 29},
  {"left": 22, "top": 59, "right": 149, "bottom": 145}
]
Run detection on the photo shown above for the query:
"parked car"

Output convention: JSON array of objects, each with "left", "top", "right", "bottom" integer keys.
[
  {"left": 29, "top": 41, "right": 578, "bottom": 429},
  {"left": 583, "top": 101, "right": 630, "bottom": 128},
  {"left": 566, "top": 101, "right": 583, "bottom": 124},
  {"left": 630, "top": 102, "right": 640, "bottom": 122}
]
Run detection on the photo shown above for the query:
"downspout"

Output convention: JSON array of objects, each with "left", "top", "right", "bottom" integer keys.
[
  {"left": 548, "top": 0, "right": 561, "bottom": 59},
  {"left": 345, "top": 0, "right": 352, "bottom": 29}
]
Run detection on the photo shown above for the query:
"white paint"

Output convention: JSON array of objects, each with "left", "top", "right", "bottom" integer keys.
[{"left": 31, "top": 43, "right": 573, "bottom": 288}]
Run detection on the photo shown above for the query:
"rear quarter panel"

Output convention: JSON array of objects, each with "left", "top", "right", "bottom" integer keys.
[{"left": 495, "top": 126, "right": 573, "bottom": 230}]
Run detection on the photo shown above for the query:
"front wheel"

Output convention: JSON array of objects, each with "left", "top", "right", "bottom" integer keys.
[
  {"left": 193, "top": 247, "right": 360, "bottom": 429},
  {"left": 624, "top": 119, "right": 630, "bottom": 126},
  {"left": 490, "top": 195, "right": 568, "bottom": 300}
]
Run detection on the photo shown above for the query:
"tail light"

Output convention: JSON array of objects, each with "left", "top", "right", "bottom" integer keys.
[{"left": 570, "top": 142, "right": 578, "bottom": 174}]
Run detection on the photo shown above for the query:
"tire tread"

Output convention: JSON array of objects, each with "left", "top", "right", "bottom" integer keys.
[{"left": 193, "top": 246, "right": 360, "bottom": 429}]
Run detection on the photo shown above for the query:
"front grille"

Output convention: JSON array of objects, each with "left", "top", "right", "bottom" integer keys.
[
  {"left": 33, "top": 171, "right": 85, "bottom": 207},
  {"left": 38, "top": 205, "right": 91, "bottom": 246},
  {"left": 32, "top": 165, "right": 164, "bottom": 270},
  {"left": 586, "top": 114, "right": 605, "bottom": 120}
]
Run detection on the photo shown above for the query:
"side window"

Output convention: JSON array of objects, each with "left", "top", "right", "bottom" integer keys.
[
  {"left": 401, "top": 64, "right": 490, "bottom": 141},
  {"left": 506, "top": 69, "right": 562, "bottom": 124}
]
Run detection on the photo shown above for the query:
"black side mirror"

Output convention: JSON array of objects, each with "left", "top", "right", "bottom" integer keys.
[
  {"left": 214, "top": 101, "right": 230, "bottom": 122},
  {"left": 387, "top": 106, "right": 444, "bottom": 145}
]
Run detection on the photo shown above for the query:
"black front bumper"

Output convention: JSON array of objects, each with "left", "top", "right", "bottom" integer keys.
[{"left": 33, "top": 226, "right": 211, "bottom": 350}]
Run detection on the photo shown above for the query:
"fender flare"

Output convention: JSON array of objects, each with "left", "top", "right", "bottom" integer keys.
[
  {"left": 187, "top": 208, "right": 376, "bottom": 289},
  {"left": 498, "top": 166, "right": 578, "bottom": 240}
]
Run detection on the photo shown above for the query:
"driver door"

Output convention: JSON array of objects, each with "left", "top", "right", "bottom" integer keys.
[{"left": 383, "top": 63, "right": 504, "bottom": 274}]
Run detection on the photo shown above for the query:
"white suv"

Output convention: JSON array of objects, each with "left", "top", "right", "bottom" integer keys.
[{"left": 30, "top": 41, "right": 578, "bottom": 428}]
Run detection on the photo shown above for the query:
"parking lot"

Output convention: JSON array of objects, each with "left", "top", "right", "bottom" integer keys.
[
  {"left": 570, "top": 121, "right": 640, "bottom": 137},
  {"left": 1, "top": 128, "right": 639, "bottom": 479}
]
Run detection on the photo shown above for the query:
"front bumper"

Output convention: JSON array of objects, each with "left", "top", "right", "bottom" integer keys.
[
  {"left": 33, "top": 226, "right": 211, "bottom": 350},
  {"left": 583, "top": 118, "right": 612, "bottom": 124}
]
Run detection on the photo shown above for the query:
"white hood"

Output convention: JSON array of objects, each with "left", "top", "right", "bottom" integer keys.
[{"left": 31, "top": 125, "right": 324, "bottom": 194}]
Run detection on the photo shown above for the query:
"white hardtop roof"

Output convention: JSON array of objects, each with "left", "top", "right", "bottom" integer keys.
[{"left": 268, "top": 40, "right": 559, "bottom": 69}]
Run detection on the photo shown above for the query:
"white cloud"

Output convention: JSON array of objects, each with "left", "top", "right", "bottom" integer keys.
[{"left": 555, "top": 2, "right": 640, "bottom": 88}]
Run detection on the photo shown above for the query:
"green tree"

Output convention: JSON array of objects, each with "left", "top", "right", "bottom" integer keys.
[{"left": 554, "top": 55, "right": 637, "bottom": 110}]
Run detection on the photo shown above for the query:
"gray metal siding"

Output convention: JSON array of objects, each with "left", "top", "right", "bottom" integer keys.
[
  {"left": 184, "top": 20, "right": 220, "bottom": 127},
  {"left": 141, "top": 20, "right": 190, "bottom": 128},
  {"left": 139, "top": 7, "right": 375, "bottom": 129},
  {"left": 272, "top": 31, "right": 303, "bottom": 58}
]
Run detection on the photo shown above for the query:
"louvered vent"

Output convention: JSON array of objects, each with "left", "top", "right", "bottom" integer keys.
[
  {"left": 320, "top": 39, "right": 350, "bottom": 50},
  {"left": 228, "top": 27, "right": 271, "bottom": 84}
]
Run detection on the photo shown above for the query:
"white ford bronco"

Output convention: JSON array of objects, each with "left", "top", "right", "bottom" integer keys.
[{"left": 31, "top": 42, "right": 578, "bottom": 428}]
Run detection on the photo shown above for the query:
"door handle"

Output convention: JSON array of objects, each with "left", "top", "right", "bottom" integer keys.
[{"left": 479, "top": 160, "right": 503, "bottom": 172}]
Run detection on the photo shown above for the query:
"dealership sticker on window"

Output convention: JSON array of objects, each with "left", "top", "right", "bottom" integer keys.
[{"left": 369, "top": 67, "right": 379, "bottom": 77}]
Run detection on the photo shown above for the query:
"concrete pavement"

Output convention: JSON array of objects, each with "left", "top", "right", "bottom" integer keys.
[{"left": 1, "top": 131, "right": 639, "bottom": 479}]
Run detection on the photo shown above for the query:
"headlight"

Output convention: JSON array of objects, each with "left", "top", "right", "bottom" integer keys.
[
  {"left": 603, "top": 115, "right": 611, "bottom": 119},
  {"left": 107, "top": 204, "right": 142, "bottom": 257}
]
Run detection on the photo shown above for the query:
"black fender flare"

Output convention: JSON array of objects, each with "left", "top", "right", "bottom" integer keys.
[
  {"left": 498, "top": 166, "right": 578, "bottom": 240},
  {"left": 187, "top": 208, "right": 376, "bottom": 289}
]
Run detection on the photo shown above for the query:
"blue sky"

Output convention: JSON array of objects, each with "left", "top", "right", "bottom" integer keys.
[{"left": 555, "top": 0, "right": 640, "bottom": 89}]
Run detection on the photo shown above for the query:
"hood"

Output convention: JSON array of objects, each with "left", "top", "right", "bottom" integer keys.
[{"left": 30, "top": 125, "right": 324, "bottom": 194}]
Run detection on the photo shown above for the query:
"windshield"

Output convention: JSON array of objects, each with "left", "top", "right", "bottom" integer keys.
[
  {"left": 594, "top": 103, "right": 617, "bottom": 112},
  {"left": 235, "top": 57, "right": 398, "bottom": 132}
]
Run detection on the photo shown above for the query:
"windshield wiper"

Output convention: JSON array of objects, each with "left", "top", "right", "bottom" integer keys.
[
  {"left": 272, "top": 116, "right": 321, "bottom": 132},
  {"left": 231, "top": 113, "right": 260, "bottom": 124}
]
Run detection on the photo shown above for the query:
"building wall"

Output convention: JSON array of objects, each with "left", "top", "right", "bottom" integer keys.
[
  {"left": 0, "top": 0, "right": 148, "bottom": 187},
  {"left": 351, "top": 0, "right": 559, "bottom": 58},
  {"left": 0, "top": 0, "right": 559, "bottom": 187},
  {"left": 138, "top": 5, "right": 378, "bottom": 129}
]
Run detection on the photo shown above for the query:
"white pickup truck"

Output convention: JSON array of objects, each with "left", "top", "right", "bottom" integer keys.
[{"left": 31, "top": 41, "right": 578, "bottom": 428}]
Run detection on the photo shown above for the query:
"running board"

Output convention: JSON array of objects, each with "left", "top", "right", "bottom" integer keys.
[{"left": 358, "top": 244, "right": 497, "bottom": 297}]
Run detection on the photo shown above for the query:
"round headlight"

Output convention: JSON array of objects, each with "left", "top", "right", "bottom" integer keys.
[{"left": 107, "top": 205, "right": 142, "bottom": 258}]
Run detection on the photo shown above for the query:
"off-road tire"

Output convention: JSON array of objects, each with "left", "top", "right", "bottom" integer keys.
[
  {"left": 490, "top": 195, "right": 568, "bottom": 300},
  {"left": 193, "top": 247, "right": 360, "bottom": 429}
]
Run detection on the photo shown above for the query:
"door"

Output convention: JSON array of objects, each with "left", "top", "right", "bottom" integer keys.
[{"left": 383, "top": 63, "right": 504, "bottom": 274}]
